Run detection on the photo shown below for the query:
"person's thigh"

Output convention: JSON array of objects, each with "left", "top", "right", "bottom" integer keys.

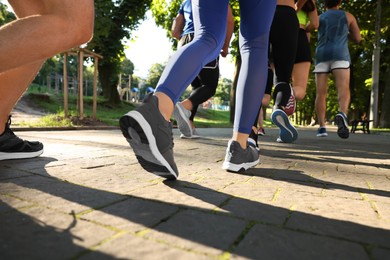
[
  {"left": 332, "top": 68, "right": 350, "bottom": 90},
  {"left": 315, "top": 73, "right": 329, "bottom": 95}
]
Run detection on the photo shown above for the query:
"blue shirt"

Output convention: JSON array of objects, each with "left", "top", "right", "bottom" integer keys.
[
  {"left": 179, "top": 0, "right": 194, "bottom": 37},
  {"left": 315, "top": 10, "right": 350, "bottom": 64}
]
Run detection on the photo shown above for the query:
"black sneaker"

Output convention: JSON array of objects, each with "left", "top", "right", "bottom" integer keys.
[
  {"left": 0, "top": 116, "right": 43, "bottom": 161},
  {"left": 119, "top": 93, "right": 179, "bottom": 180},
  {"left": 222, "top": 140, "right": 260, "bottom": 172},
  {"left": 248, "top": 129, "right": 260, "bottom": 152},
  {"left": 334, "top": 112, "right": 349, "bottom": 139}
]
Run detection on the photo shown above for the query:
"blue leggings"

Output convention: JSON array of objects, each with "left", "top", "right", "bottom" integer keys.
[{"left": 156, "top": 0, "right": 276, "bottom": 134}]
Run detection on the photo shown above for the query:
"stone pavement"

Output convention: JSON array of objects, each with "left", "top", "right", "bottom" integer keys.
[{"left": 1, "top": 127, "right": 389, "bottom": 259}]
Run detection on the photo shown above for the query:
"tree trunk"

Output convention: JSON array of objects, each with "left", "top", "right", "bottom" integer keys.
[
  {"left": 379, "top": 68, "right": 390, "bottom": 127},
  {"left": 99, "top": 63, "right": 120, "bottom": 104}
]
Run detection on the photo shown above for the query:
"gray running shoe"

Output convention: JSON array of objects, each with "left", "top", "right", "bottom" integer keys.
[
  {"left": 120, "top": 93, "right": 179, "bottom": 180},
  {"left": 334, "top": 112, "right": 349, "bottom": 139},
  {"left": 0, "top": 116, "right": 43, "bottom": 161},
  {"left": 222, "top": 140, "right": 260, "bottom": 172},
  {"left": 271, "top": 109, "right": 298, "bottom": 143},
  {"left": 180, "top": 128, "right": 200, "bottom": 139},
  {"left": 173, "top": 102, "right": 192, "bottom": 137}
]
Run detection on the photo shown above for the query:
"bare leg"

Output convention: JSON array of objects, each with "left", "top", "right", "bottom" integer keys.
[
  {"left": 292, "top": 61, "right": 310, "bottom": 101},
  {"left": 332, "top": 68, "right": 350, "bottom": 115},
  {"left": 1, "top": 0, "right": 94, "bottom": 72},
  {"left": 0, "top": 0, "right": 94, "bottom": 133},
  {"left": 315, "top": 73, "right": 329, "bottom": 127}
]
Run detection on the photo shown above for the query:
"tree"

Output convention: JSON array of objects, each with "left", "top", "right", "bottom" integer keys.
[
  {"left": 145, "top": 62, "right": 166, "bottom": 88},
  {"left": 0, "top": 3, "right": 15, "bottom": 26},
  {"left": 88, "top": 0, "right": 152, "bottom": 104}
]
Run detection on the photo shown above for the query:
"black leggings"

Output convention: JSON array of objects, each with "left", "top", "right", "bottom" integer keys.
[
  {"left": 188, "top": 65, "right": 219, "bottom": 121},
  {"left": 269, "top": 5, "right": 299, "bottom": 84},
  {"left": 269, "top": 5, "right": 299, "bottom": 107},
  {"left": 180, "top": 33, "right": 220, "bottom": 121}
]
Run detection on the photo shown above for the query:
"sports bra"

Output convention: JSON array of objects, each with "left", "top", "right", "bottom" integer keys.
[{"left": 297, "top": 10, "right": 309, "bottom": 26}]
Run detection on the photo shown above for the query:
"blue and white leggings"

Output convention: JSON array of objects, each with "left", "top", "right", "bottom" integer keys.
[{"left": 156, "top": 0, "right": 276, "bottom": 134}]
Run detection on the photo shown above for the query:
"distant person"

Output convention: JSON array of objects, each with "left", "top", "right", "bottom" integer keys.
[
  {"left": 120, "top": 0, "right": 277, "bottom": 180},
  {"left": 0, "top": 0, "right": 94, "bottom": 161},
  {"left": 171, "top": 0, "right": 234, "bottom": 139},
  {"left": 314, "top": 0, "right": 361, "bottom": 138}
]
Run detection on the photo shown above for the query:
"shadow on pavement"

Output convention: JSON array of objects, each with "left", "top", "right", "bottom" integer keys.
[{"left": 2, "top": 157, "right": 389, "bottom": 259}]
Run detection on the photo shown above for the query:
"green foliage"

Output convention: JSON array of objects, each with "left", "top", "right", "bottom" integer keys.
[
  {"left": 145, "top": 62, "right": 166, "bottom": 88},
  {"left": 88, "top": 0, "right": 152, "bottom": 103},
  {"left": 215, "top": 78, "right": 232, "bottom": 104},
  {"left": 0, "top": 3, "right": 15, "bottom": 26}
]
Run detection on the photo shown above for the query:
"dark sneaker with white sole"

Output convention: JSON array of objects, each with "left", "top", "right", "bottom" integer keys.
[
  {"left": 271, "top": 109, "right": 298, "bottom": 143},
  {"left": 0, "top": 116, "right": 43, "bottom": 161},
  {"left": 120, "top": 93, "right": 179, "bottom": 180},
  {"left": 222, "top": 140, "right": 260, "bottom": 172},
  {"left": 173, "top": 102, "right": 192, "bottom": 138},
  {"left": 334, "top": 112, "right": 349, "bottom": 139}
]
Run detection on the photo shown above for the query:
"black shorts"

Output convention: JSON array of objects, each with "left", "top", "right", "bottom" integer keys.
[{"left": 295, "top": 28, "right": 312, "bottom": 63}]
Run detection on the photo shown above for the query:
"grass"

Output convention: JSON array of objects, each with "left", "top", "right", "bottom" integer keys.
[
  {"left": 25, "top": 92, "right": 136, "bottom": 127},
  {"left": 23, "top": 92, "right": 240, "bottom": 128}
]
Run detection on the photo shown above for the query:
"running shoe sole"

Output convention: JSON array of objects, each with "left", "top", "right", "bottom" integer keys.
[
  {"left": 180, "top": 134, "right": 200, "bottom": 139},
  {"left": 173, "top": 103, "right": 192, "bottom": 137},
  {"left": 334, "top": 114, "right": 349, "bottom": 139},
  {"left": 0, "top": 150, "right": 43, "bottom": 161},
  {"left": 120, "top": 111, "right": 178, "bottom": 180},
  {"left": 271, "top": 109, "right": 298, "bottom": 143},
  {"left": 222, "top": 158, "right": 259, "bottom": 173}
]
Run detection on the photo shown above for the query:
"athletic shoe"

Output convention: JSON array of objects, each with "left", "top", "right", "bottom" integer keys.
[
  {"left": 271, "top": 109, "right": 298, "bottom": 143},
  {"left": 334, "top": 112, "right": 349, "bottom": 139},
  {"left": 119, "top": 93, "right": 179, "bottom": 180},
  {"left": 173, "top": 102, "right": 192, "bottom": 138},
  {"left": 222, "top": 140, "right": 260, "bottom": 172},
  {"left": 284, "top": 85, "right": 296, "bottom": 116},
  {"left": 276, "top": 137, "right": 284, "bottom": 143},
  {"left": 248, "top": 129, "right": 260, "bottom": 152},
  {"left": 257, "top": 127, "right": 265, "bottom": 136},
  {"left": 0, "top": 116, "right": 43, "bottom": 161},
  {"left": 180, "top": 128, "right": 200, "bottom": 139},
  {"left": 316, "top": 127, "right": 328, "bottom": 137}
]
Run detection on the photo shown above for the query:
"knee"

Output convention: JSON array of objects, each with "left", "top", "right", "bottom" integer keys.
[
  {"left": 294, "top": 89, "right": 306, "bottom": 101},
  {"left": 59, "top": 2, "right": 95, "bottom": 46},
  {"left": 68, "top": 13, "right": 94, "bottom": 46}
]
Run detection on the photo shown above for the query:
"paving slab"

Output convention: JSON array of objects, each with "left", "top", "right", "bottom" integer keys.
[{"left": 0, "top": 127, "right": 389, "bottom": 259}]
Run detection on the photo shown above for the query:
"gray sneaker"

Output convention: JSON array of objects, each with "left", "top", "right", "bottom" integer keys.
[
  {"left": 120, "top": 93, "right": 179, "bottom": 180},
  {"left": 222, "top": 140, "right": 260, "bottom": 172},
  {"left": 334, "top": 112, "right": 349, "bottom": 139},
  {"left": 173, "top": 102, "right": 192, "bottom": 137}
]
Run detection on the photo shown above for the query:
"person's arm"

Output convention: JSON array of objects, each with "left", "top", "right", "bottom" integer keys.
[
  {"left": 171, "top": 14, "right": 185, "bottom": 40},
  {"left": 295, "top": 0, "right": 308, "bottom": 11},
  {"left": 346, "top": 12, "right": 361, "bottom": 44},
  {"left": 305, "top": 2, "right": 319, "bottom": 33},
  {"left": 221, "top": 5, "right": 234, "bottom": 57}
]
